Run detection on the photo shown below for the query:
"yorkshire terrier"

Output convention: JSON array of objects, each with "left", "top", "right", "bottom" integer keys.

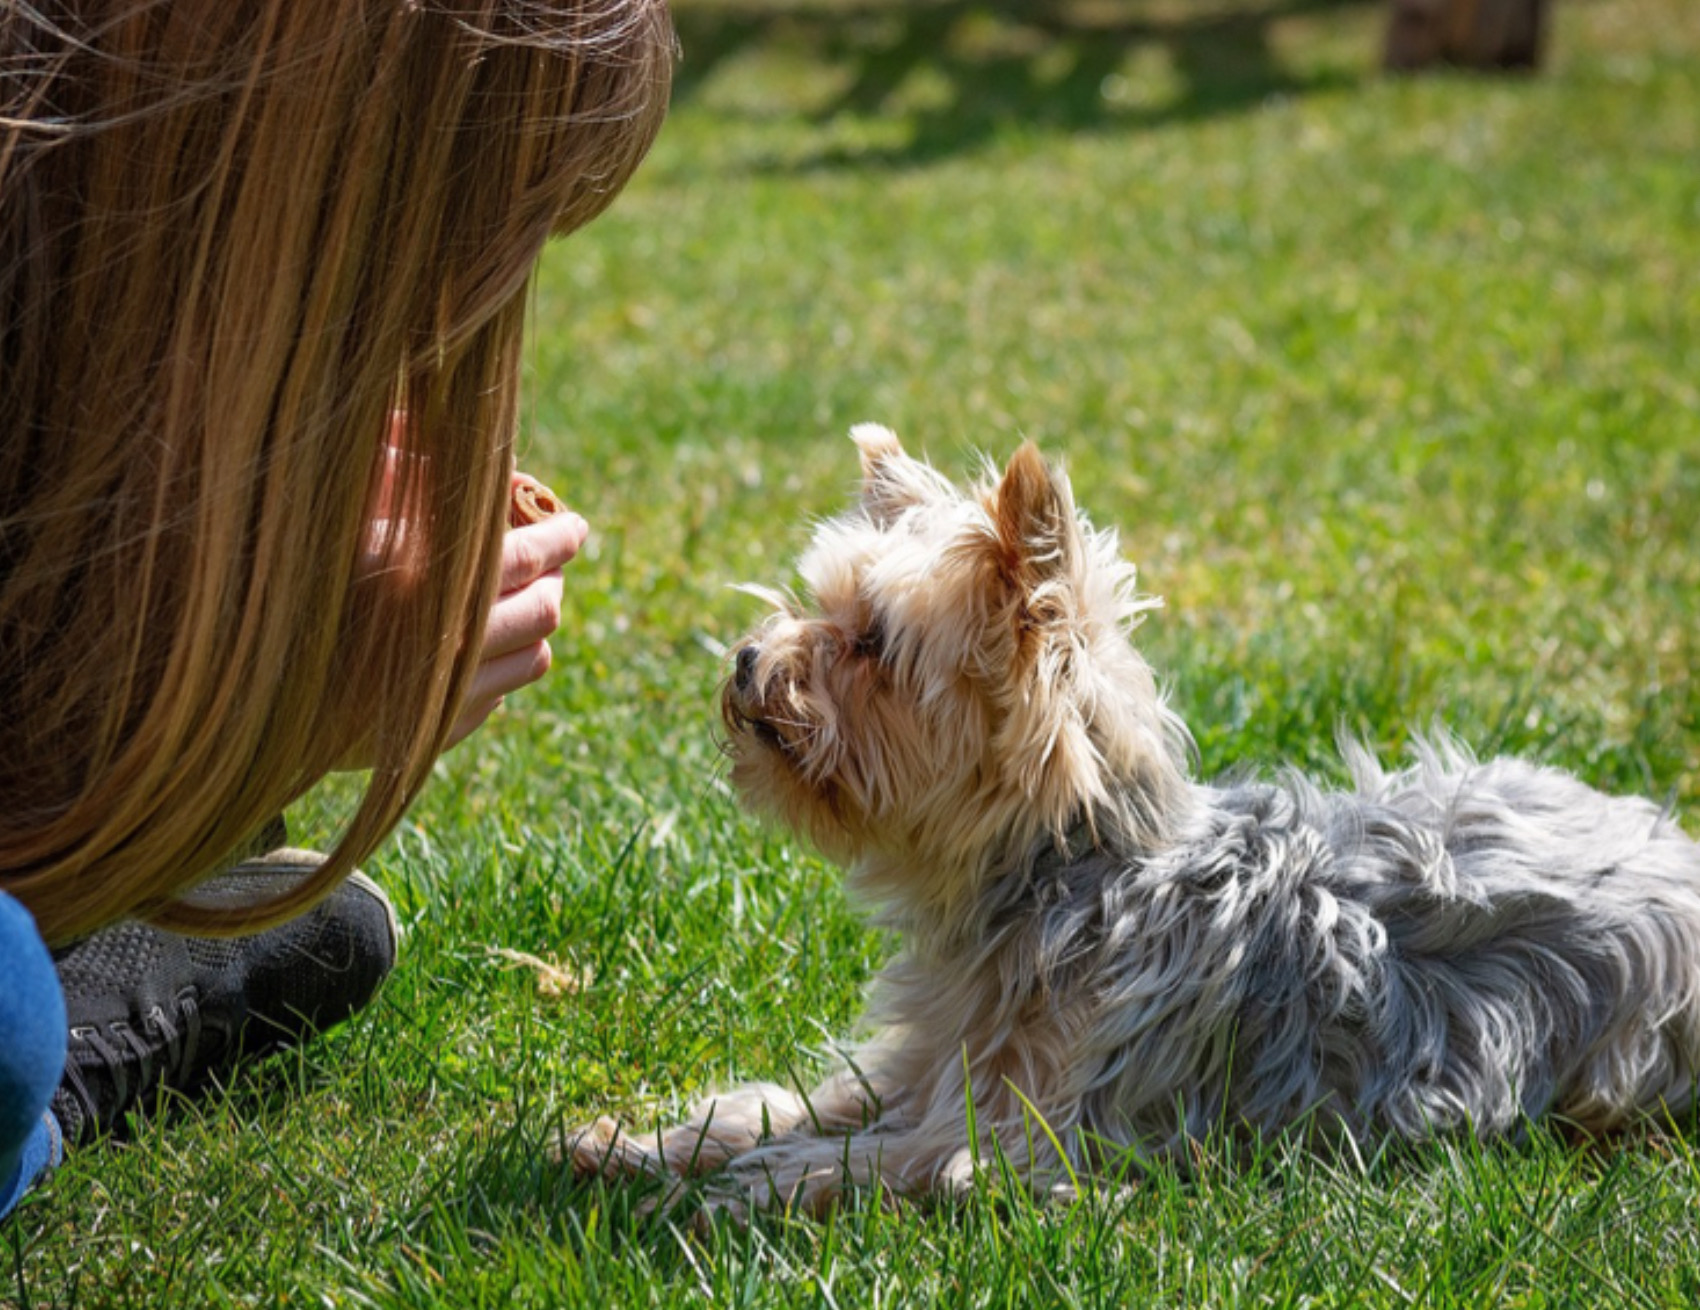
[{"left": 567, "top": 425, "right": 1700, "bottom": 1214}]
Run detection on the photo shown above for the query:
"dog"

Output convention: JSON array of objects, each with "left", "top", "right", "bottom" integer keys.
[{"left": 567, "top": 424, "right": 1700, "bottom": 1215}]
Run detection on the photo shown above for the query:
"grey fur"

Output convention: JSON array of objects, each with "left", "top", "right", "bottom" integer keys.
[
  {"left": 566, "top": 433, "right": 1700, "bottom": 1213},
  {"left": 569, "top": 734, "right": 1700, "bottom": 1211},
  {"left": 919, "top": 735, "right": 1700, "bottom": 1165}
]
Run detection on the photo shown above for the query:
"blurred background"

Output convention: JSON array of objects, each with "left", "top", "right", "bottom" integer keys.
[{"left": 514, "top": 0, "right": 1697, "bottom": 802}]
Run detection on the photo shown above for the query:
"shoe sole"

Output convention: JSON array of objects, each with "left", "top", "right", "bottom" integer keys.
[{"left": 345, "top": 869, "right": 403, "bottom": 953}]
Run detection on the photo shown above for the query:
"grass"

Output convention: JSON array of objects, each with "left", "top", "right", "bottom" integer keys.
[{"left": 9, "top": 0, "right": 1700, "bottom": 1304}]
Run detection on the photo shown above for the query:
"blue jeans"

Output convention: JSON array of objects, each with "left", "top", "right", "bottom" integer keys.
[{"left": 0, "top": 891, "right": 65, "bottom": 1220}]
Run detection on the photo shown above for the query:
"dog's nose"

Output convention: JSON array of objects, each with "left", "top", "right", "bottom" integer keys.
[{"left": 735, "top": 644, "right": 759, "bottom": 693}]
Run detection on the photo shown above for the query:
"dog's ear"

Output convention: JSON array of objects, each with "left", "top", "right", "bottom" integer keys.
[
  {"left": 852, "top": 423, "right": 947, "bottom": 524},
  {"left": 989, "top": 446, "right": 1108, "bottom": 832},
  {"left": 851, "top": 421, "right": 906, "bottom": 471},
  {"left": 992, "top": 442, "right": 1078, "bottom": 588}
]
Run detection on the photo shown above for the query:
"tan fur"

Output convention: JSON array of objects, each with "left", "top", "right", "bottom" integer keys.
[
  {"left": 569, "top": 427, "right": 1700, "bottom": 1218},
  {"left": 566, "top": 427, "right": 1189, "bottom": 1215}
]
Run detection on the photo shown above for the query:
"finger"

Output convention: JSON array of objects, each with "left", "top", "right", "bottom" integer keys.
[
  {"left": 445, "top": 695, "right": 501, "bottom": 751},
  {"left": 471, "top": 637, "right": 554, "bottom": 703},
  {"left": 445, "top": 640, "right": 554, "bottom": 748},
  {"left": 500, "top": 510, "right": 588, "bottom": 592},
  {"left": 482, "top": 572, "right": 564, "bottom": 661}
]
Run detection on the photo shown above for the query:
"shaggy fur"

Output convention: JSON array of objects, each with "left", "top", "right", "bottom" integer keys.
[{"left": 566, "top": 425, "right": 1700, "bottom": 1215}]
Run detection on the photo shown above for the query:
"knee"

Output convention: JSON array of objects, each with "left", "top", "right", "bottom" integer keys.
[{"left": 0, "top": 894, "right": 67, "bottom": 1147}]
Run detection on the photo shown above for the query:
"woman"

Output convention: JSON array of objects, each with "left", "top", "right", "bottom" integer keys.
[{"left": 0, "top": 0, "right": 675, "bottom": 1219}]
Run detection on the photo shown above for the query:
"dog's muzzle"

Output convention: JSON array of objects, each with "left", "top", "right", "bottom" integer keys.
[
  {"left": 725, "top": 643, "right": 788, "bottom": 752},
  {"left": 735, "top": 643, "right": 760, "bottom": 696}
]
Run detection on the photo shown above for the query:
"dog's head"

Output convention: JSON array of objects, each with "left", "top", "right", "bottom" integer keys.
[{"left": 722, "top": 426, "right": 1188, "bottom": 914}]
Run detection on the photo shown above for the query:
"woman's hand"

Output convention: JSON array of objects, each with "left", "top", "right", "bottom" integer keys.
[{"left": 444, "top": 476, "right": 588, "bottom": 748}]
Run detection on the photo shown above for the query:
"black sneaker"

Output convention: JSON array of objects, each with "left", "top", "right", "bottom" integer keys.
[{"left": 50, "top": 849, "right": 399, "bottom": 1145}]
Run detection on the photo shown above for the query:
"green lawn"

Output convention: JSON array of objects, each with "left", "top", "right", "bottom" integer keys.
[{"left": 11, "top": 0, "right": 1700, "bottom": 1304}]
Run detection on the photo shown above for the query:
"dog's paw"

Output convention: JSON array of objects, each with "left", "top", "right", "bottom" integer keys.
[
  {"left": 692, "top": 1168, "right": 816, "bottom": 1228},
  {"left": 554, "top": 1116, "right": 656, "bottom": 1180},
  {"left": 692, "top": 1184, "right": 752, "bottom": 1230},
  {"left": 722, "top": 1153, "right": 852, "bottom": 1219}
]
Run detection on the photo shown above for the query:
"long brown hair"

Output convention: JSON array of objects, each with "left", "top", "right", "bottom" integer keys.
[{"left": 0, "top": 0, "right": 674, "bottom": 943}]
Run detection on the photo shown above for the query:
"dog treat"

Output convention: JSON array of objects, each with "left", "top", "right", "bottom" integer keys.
[{"left": 509, "top": 475, "right": 567, "bottom": 528}]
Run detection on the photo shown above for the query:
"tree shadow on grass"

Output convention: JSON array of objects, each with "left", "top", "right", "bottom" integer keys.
[{"left": 670, "top": 0, "right": 1381, "bottom": 170}]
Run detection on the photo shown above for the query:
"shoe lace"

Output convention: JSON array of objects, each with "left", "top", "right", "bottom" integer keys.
[{"left": 62, "top": 989, "right": 206, "bottom": 1128}]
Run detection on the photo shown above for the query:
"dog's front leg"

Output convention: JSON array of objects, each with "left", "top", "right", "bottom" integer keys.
[
  {"left": 709, "top": 1109, "right": 1070, "bottom": 1219},
  {"left": 564, "top": 1068, "right": 880, "bottom": 1182}
]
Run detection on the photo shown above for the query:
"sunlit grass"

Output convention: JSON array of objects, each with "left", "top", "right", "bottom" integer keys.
[{"left": 10, "top": 0, "right": 1700, "bottom": 1304}]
